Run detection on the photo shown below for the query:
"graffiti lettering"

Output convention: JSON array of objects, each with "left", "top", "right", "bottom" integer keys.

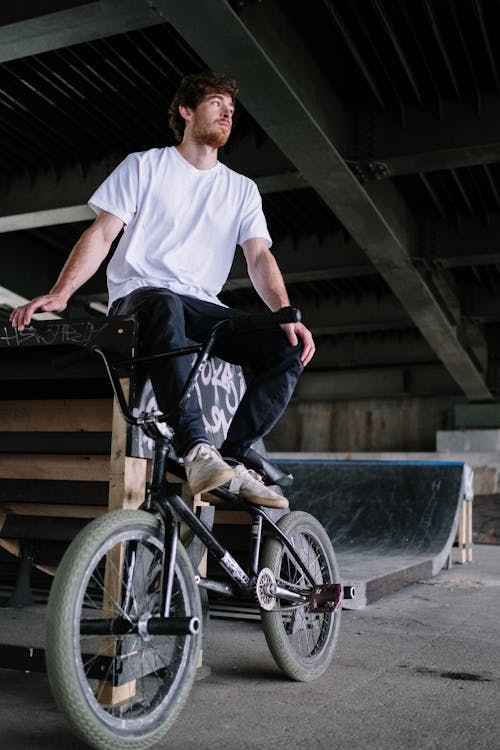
[{"left": 0, "top": 322, "right": 97, "bottom": 348}]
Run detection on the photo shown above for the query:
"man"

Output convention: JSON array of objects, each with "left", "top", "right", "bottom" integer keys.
[{"left": 10, "top": 71, "right": 315, "bottom": 508}]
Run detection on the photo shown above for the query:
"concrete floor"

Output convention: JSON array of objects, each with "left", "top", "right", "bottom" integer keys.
[{"left": 1, "top": 545, "right": 499, "bottom": 750}]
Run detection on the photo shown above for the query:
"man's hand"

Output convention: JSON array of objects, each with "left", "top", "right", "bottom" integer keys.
[
  {"left": 9, "top": 210, "right": 123, "bottom": 332},
  {"left": 281, "top": 321, "right": 315, "bottom": 366},
  {"left": 9, "top": 292, "right": 69, "bottom": 331}
]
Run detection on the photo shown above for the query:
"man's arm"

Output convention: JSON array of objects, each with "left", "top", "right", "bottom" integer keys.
[
  {"left": 9, "top": 210, "right": 124, "bottom": 331},
  {"left": 242, "top": 238, "right": 315, "bottom": 366}
]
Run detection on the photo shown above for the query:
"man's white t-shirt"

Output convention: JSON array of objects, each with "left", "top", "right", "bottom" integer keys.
[{"left": 88, "top": 146, "right": 272, "bottom": 307}]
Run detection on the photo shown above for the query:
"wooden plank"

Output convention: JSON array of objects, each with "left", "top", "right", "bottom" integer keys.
[
  {"left": 108, "top": 380, "right": 147, "bottom": 511},
  {"left": 0, "top": 347, "right": 109, "bottom": 383},
  {"left": 0, "top": 454, "right": 110, "bottom": 481},
  {"left": 0, "top": 399, "right": 112, "bottom": 432},
  {"left": 455, "top": 500, "right": 467, "bottom": 564},
  {"left": 0, "top": 478, "right": 109, "bottom": 505},
  {"left": 466, "top": 499, "right": 473, "bottom": 563},
  {"left": 0, "top": 503, "right": 104, "bottom": 518},
  {"left": 102, "top": 379, "right": 143, "bottom": 701},
  {"left": 1, "top": 515, "right": 89, "bottom": 540},
  {"left": 0, "top": 432, "right": 112, "bottom": 455},
  {"left": 213, "top": 510, "right": 252, "bottom": 525},
  {"left": 0, "top": 644, "right": 46, "bottom": 673},
  {"left": 97, "top": 679, "right": 137, "bottom": 705}
]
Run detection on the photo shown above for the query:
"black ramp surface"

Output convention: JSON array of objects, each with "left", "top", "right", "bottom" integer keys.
[{"left": 275, "top": 460, "right": 472, "bottom": 608}]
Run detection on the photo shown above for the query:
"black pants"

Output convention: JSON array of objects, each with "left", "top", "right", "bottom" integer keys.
[{"left": 110, "top": 287, "right": 303, "bottom": 457}]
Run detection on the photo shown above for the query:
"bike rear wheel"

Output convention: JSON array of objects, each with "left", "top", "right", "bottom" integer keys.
[
  {"left": 260, "top": 511, "right": 341, "bottom": 681},
  {"left": 46, "top": 510, "right": 201, "bottom": 750}
]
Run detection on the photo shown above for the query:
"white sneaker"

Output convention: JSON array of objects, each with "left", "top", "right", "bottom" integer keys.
[
  {"left": 184, "top": 443, "right": 235, "bottom": 495},
  {"left": 228, "top": 464, "right": 289, "bottom": 509}
]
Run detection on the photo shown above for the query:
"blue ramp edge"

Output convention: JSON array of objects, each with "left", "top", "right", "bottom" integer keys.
[{"left": 275, "top": 459, "right": 472, "bottom": 609}]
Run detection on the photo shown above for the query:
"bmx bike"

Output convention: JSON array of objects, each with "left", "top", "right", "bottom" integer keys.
[{"left": 45, "top": 306, "right": 343, "bottom": 750}]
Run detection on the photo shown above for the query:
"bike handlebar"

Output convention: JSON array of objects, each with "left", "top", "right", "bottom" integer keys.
[{"left": 52, "top": 306, "right": 301, "bottom": 371}]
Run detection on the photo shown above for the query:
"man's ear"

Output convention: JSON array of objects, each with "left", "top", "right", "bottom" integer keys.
[{"left": 178, "top": 104, "right": 193, "bottom": 124}]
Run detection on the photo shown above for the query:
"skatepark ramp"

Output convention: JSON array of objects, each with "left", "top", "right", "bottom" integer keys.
[{"left": 274, "top": 458, "right": 473, "bottom": 609}]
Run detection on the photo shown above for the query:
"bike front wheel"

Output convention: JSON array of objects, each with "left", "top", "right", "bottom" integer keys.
[
  {"left": 260, "top": 511, "right": 341, "bottom": 681},
  {"left": 46, "top": 510, "right": 202, "bottom": 750}
]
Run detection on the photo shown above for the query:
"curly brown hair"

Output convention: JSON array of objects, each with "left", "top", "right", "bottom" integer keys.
[{"left": 168, "top": 71, "right": 239, "bottom": 143}]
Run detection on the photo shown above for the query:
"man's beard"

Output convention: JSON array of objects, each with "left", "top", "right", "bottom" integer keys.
[{"left": 192, "top": 122, "right": 230, "bottom": 148}]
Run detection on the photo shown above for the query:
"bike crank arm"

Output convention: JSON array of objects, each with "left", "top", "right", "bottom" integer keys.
[
  {"left": 257, "top": 569, "right": 343, "bottom": 613},
  {"left": 195, "top": 575, "right": 236, "bottom": 597},
  {"left": 80, "top": 615, "right": 200, "bottom": 637},
  {"left": 271, "top": 584, "right": 309, "bottom": 604},
  {"left": 269, "top": 583, "right": 342, "bottom": 612}
]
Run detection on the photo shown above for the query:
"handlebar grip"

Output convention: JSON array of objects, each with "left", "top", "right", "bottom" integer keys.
[
  {"left": 228, "top": 306, "right": 301, "bottom": 333},
  {"left": 52, "top": 347, "right": 95, "bottom": 370}
]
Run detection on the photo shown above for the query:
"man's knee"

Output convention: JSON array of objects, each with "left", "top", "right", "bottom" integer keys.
[{"left": 258, "top": 329, "right": 303, "bottom": 373}]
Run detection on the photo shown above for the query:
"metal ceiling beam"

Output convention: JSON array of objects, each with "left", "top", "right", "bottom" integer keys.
[
  {"left": 0, "top": 1, "right": 163, "bottom": 62},
  {"left": 422, "top": 216, "right": 500, "bottom": 268},
  {"left": 463, "top": 285, "right": 500, "bottom": 323},
  {"left": 158, "top": 0, "right": 491, "bottom": 400},
  {"left": 0, "top": 206, "right": 94, "bottom": 233},
  {"left": 354, "top": 96, "right": 500, "bottom": 177},
  {"left": 224, "top": 265, "right": 374, "bottom": 290}
]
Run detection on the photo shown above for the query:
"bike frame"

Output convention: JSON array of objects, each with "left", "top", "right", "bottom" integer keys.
[
  {"left": 144, "top": 432, "right": 315, "bottom": 618},
  {"left": 86, "top": 313, "right": 319, "bottom": 618}
]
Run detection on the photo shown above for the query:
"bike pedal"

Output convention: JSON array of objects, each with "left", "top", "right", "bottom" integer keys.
[{"left": 309, "top": 583, "right": 343, "bottom": 613}]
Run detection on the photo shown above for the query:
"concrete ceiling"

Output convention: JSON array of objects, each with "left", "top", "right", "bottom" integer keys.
[{"left": 1, "top": 0, "right": 499, "bottom": 402}]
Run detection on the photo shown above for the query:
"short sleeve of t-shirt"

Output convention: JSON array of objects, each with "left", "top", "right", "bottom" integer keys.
[
  {"left": 88, "top": 153, "right": 141, "bottom": 225},
  {"left": 237, "top": 180, "right": 272, "bottom": 248}
]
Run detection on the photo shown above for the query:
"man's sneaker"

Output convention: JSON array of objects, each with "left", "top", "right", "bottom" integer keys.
[
  {"left": 228, "top": 464, "right": 289, "bottom": 509},
  {"left": 184, "top": 443, "right": 235, "bottom": 495}
]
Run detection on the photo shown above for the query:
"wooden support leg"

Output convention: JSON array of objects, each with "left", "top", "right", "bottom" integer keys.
[
  {"left": 466, "top": 498, "right": 473, "bottom": 563},
  {"left": 455, "top": 497, "right": 473, "bottom": 564},
  {"left": 98, "top": 385, "right": 148, "bottom": 703},
  {"left": 180, "top": 483, "right": 211, "bottom": 670},
  {"left": 108, "top": 380, "right": 148, "bottom": 512}
]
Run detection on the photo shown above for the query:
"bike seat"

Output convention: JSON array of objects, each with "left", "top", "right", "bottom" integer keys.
[
  {"left": 224, "top": 448, "right": 294, "bottom": 489},
  {"left": 166, "top": 449, "right": 293, "bottom": 492}
]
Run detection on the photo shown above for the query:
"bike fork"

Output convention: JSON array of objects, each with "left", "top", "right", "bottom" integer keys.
[{"left": 161, "top": 512, "right": 179, "bottom": 617}]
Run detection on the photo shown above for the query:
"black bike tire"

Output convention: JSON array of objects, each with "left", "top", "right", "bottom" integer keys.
[
  {"left": 46, "top": 510, "right": 201, "bottom": 750},
  {"left": 260, "top": 511, "right": 341, "bottom": 682}
]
